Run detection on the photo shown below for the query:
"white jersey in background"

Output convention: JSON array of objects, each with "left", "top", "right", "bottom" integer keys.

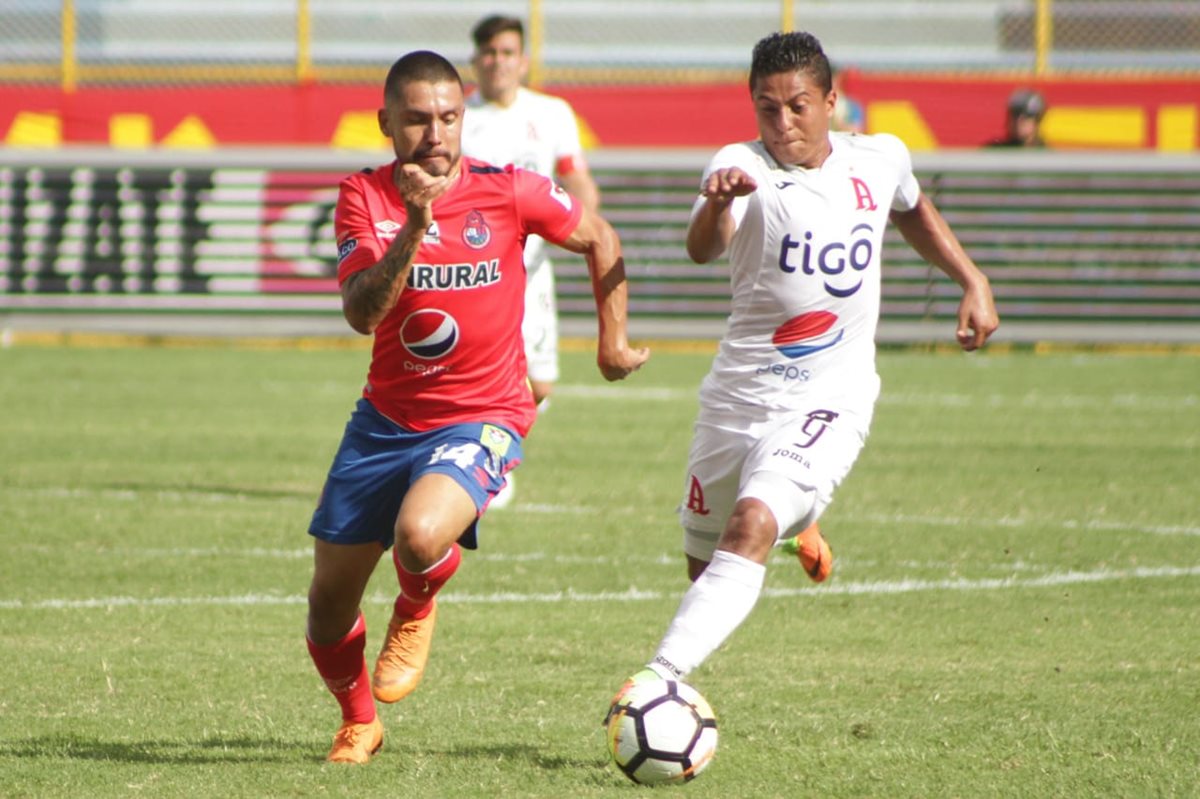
[
  {"left": 692, "top": 132, "right": 921, "bottom": 417},
  {"left": 462, "top": 86, "right": 586, "bottom": 276}
]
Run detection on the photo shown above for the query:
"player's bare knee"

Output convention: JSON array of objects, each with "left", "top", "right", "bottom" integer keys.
[
  {"left": 393, "top": 520, "right": 453, "bottom": 572},
  {"left": 718, "top": 498, "right": 777, "bottom": 561},
  {"left": 740, "top": 471, "right": 817, "bottom": 542},
  {"left": 306, "top": 582, "right": 358, "bottom": 643}
]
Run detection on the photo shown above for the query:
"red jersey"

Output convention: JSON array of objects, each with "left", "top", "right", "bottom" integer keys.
[{"left": 334, "top": 157, "right": 583, "bottom": 437}]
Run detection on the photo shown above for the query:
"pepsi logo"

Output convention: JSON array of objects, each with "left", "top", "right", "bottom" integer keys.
[
  {"left": 773, "top": 311, "right": 844, "bottom": 358},
  {"left": 399, "top": 309, "right": 459, "bottom": 359}
]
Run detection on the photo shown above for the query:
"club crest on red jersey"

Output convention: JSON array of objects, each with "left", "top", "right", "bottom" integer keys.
[
  {"left": 399, "top": 308, "right": 459, "bottom": 359},
  {"left": 462, "top": 210, "right": 491, "bottom": 249}
]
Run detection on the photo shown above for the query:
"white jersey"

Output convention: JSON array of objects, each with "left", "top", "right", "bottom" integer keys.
[
  {"left": 693, "top": 132, "right": 921, "bottom": 416},
  {"left": 462, "top": 86, "right": 585, "bottom": 276}
]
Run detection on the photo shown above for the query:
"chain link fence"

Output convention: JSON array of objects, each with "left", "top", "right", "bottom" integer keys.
[{"left": 1, "top": 0, "right": 1197, "bottom": 89}]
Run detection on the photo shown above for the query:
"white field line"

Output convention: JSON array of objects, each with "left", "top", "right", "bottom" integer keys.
[
  {"left": 2, "top": 564, "right": 1198, "bottom": 612},
  {"left": 2, "top": 482, "right": 1200, "bottom": 537},
  {"left": 0, "top": 543, "right": 1054, "bottom": 575},
  {"left": 847, "top": 511, "right": 1200, "bottom": 538},
  {"left": 555, "top": 383, "right": 1199, "bottom": 411}
]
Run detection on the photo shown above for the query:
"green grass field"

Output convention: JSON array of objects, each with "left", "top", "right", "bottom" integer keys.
[{"left": 1, "top": 340, "right": 1197, "bottom": 798}]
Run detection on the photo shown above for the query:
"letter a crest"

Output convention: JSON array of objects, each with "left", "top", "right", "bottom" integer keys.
[
  {"left": 686, "top": 475, "right": 710, "bottom": 516},
  {"left": 850, "top": 177, "right": 878, "bottom": 211}
]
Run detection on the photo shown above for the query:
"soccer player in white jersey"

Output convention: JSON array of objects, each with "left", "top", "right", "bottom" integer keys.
[
  {"left": 609, "top": 31, "right": 998, "bottom": 701},
  {"left": 463, "top": 14, "right": 601, "bottom": 411}
]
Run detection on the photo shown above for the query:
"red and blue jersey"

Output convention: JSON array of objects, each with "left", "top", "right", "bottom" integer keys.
[{"left": 334, "top": 157, "right": 582, "bottom": 437}]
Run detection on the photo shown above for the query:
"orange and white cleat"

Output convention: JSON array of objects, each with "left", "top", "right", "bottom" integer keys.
[
  {"left": 372, "top": 600, "right": 438, "bottom": 703},
  {"left": 326, "top": 717, "right": 383, "bottom": 764},
  {"left": 782, "top": 523, "right": 833, "bottom": 583}
]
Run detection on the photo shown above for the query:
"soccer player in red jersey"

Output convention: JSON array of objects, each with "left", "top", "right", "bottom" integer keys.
[{"left": 305, "top": 50, "right": 649, "bottom": 764}]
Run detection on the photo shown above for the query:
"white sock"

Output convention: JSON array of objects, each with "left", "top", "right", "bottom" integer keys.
[{"left": 651, "top": 549, "right": 766, "bottom": 678}]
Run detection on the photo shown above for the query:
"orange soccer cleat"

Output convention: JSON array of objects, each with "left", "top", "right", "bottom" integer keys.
[
  {"left": 326, "top": 717, "right": 384, "bottom": 764},
  {"left": 783, "top": 523, "right": 833, "bottom": 583},
  {"left": 372, "top": 600, "right": 438, "bottom": 704}
]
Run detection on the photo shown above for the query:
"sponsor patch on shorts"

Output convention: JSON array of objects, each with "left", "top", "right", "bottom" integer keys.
[{"left": 480, "top": 424, "right": 513, "bottom": 457}]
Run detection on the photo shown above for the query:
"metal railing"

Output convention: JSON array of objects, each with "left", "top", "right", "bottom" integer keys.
[{"left": 2, "top": 1, "right": 1196, "bottom": 91}]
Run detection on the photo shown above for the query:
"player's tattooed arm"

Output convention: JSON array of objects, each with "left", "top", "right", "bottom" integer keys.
[
  {"left": 340, "top": 163, "right": 454, "bottom": 335},
  {"left": 341, "top": 228, "right": 423, "bottom": 335}
]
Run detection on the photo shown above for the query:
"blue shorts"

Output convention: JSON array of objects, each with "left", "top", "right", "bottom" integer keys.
[{"left": 308, "top": 398, "right": 523, "bottom": 550}]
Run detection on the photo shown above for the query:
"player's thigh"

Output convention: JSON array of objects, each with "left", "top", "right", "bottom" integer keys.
[
  {"left": 522, "top": 264, "right": 559, "bottom": 383},
  {"left": 679, "top": 418, "right": 758, "bottom": 561},
  {"left": 395, "top": 473, "right": 480, "bottom": 568},
  {"left": 403, "top": 422, "right": 524, "bottom": 557},
  {"left": 740, "top": 407, "right": 869, "bottom": 537}
]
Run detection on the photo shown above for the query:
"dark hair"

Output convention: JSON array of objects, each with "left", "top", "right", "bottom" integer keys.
[
  {"left": 749, "top": 31, "right": 832, "bottom": 95},
  {"left": 1007, "top": 88, "right": 1046, "bottom": 120},
  {"left": 383, "top": 50, "right": 463, "bottom": 102},
  {"left": 472, "top": 14, "right": 524, "bottom": 50}
]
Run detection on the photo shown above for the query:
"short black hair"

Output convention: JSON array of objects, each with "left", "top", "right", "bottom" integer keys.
[
  {"left": 472, "top": 14, "right": 524, "bottom": 50},
  {"left": 383, "top": 50, "right": 462, "bottom": 103},
  {"left": 749, "top": 31, "right": 832, "bottom": 95},
  {"left": 1007, "top": 88, "right": 1046, "bottom": 120}
]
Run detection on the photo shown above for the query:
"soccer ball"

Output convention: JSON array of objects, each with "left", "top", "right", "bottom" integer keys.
[{"left": 606, "top": 677, "right": 718, "bottom": 785}]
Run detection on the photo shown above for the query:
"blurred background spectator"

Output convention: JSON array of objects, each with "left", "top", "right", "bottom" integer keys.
[{"left": 987, "top": 88, "right": 1047, "bottom": 147}]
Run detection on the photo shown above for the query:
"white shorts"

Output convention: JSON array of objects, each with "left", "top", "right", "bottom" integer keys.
[
  {"left": 523, "top": 261, "right": 559, "bottom": 384},
  {"left": 678, "top": 400, "right": 872, "bottom": 562}
]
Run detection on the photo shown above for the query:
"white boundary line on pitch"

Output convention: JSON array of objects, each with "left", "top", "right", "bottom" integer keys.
[
  {"left": 2, "top": 564, "right": 1198, "bottom": 611},
  {"left": 4, "top": 485, "right": 1198, "bottom": 538},
  {"left": 554, "top": 384, "right": 1199, "bottom": 411}
]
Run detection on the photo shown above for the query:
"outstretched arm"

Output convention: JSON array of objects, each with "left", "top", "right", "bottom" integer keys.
[
  {"left": 555, "top": 207, "right": 650, "bottom": 381},
  {"left": 890, "top": 194, "right": 1000, "bottom": 351},
  {"left": 558, "top": 165, "right": 601, "bottom": 214},
  {"left": 340, "top": 164, "right": 454, "bottom": 335},
  {"left": 686, "top": 167, "right": 757, "bottom": 264}
]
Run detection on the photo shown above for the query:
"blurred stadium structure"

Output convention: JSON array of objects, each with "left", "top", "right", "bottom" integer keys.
[
  {"left": 0, "top": 0, "right": 1198, "bottom": 89},
  {"left": 1, "top": 1, "right": 1198, "bottom": 343},
  {"left": 2, "top": 148, "right": 1198, "bottom": 342}
]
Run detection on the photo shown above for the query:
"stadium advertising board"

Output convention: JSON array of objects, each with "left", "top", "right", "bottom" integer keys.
[{"left": 1, "top": 76, "right": 1197, "bottom": 151}]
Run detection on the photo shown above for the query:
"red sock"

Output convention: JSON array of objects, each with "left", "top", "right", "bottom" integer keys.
[
  {"left": 306, "top": 612, "right": 375, "bottom": 724},
  {"left": 393, "top": 543, "right": 462, "bottom": 620}
]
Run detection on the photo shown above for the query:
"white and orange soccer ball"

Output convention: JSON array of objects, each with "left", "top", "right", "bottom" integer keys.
[{"left": 605, "top": 678, "right": 718, "bottom": 785}]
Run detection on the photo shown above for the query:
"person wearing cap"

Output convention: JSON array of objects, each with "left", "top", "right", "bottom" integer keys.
[{"left": 987, "top": 88, "right": 1047, "bottom": 147}]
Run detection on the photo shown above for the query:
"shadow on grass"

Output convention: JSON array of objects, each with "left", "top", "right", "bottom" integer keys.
[
  {"left": 1, "top": 735, "right": 611, "bottom": 774},
  {"left": 417, "top": 742, "right": 608, "bottom": 774},
  {"left": 0, "top": 734, "right": 302, "bottom": 765}
]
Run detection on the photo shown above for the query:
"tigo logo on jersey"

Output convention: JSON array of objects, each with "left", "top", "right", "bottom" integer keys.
[
  {"left": 399, "top": 309, "right": 459, "bottom": 360},
  {"left": 337, "top": 238, "right": 358, "bottom": 263},
  {"left": 778, "top": 223, "right": 875, "bottom": 298},
  {"left": 462, "top": 210, "right": 491, "bottom": 249},
  {"left": 773, "top": 311, "right": 844, "bottom": 358}
]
